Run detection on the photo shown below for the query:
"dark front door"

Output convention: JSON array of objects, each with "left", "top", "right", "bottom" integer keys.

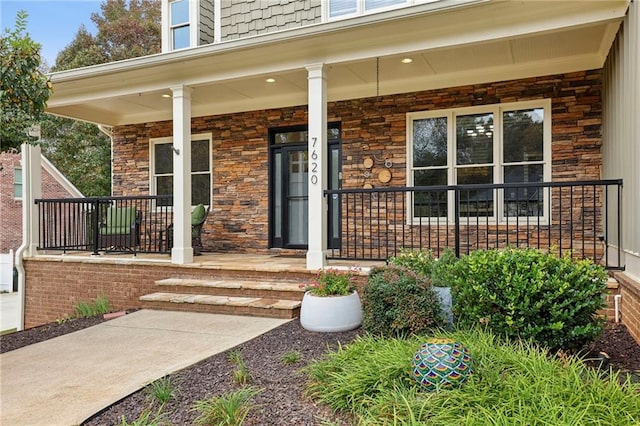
[{"left": 269, "top": 125, "right": 341, "bottom": 249}]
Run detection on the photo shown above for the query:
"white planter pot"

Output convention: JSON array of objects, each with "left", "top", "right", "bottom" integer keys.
[{"left": 300, "top": 290, "right": 362, "bottom": 332}]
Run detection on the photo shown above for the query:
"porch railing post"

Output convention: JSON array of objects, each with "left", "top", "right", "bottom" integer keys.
[
  {"left": 454, "top": 188, "right": 460, "bottom": 258},
  {"left": 92, "top": 199, "right": 100, "bottom": 255}
]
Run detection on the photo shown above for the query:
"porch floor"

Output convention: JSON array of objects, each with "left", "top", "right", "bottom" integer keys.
[{"left": 32, "top": 250, "right": 384, "bottom": 272}]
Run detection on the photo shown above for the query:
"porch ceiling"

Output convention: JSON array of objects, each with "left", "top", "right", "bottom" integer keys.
[{"left": 46, "top": 0, "right": 629, "bottom": 127}]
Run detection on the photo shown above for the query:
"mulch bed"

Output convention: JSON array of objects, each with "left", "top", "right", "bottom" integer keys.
[{"left": 1, "top": 316, "right": 638, "bottom": 425}]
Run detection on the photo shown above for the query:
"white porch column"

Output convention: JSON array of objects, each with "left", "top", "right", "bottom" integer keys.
[
  {"left": 170, "top": 85, "right": 194, "bottom": 264},
  {"left": 22, "top": 144, "right": 41, "bottom": 256},
  {"left": 306, "top": 64, "right": 328, "bottom": 270}
]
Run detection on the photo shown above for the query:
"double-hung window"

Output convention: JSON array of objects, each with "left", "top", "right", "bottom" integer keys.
[
  {"left": 170, "top": 0, "right": 190, "bottom": 50},
  {"left": 150, "top": 135, "right": 212, "bottom": 207},
  {"left": 14, "top": 168, "right": 22, "bottom": 199},
  {"left": 407, "top": 100, "right": 551, "bottom": 223}
]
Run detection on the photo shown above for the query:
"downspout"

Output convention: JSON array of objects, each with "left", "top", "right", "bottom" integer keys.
[
  {"left": 614, "top": 294, "right": 621, "bottom": 323},
  {"left": 15, "top": 144, "right": 42, "bottom": 331}
]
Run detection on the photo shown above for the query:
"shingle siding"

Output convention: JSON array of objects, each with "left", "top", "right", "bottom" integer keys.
[
  {"left": 199, "top": 0, "right": 215, "bottom": 45},
  {"left": 220, "top": 0, "right": 321, "bottom": 41}
]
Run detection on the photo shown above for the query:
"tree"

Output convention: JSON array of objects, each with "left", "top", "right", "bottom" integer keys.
[
  {"left": 0, "top": 11, "right": 52, "bottom": 152},
  {"left": 42, "top": 0, "right": 161, "bottom": 195}
]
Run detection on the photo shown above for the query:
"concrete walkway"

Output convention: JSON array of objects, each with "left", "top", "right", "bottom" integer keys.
[{"left": 0, "top": 310, "right": 289, "bottom": 425}]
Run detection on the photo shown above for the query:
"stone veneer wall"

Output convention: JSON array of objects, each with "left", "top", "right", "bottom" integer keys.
[
  {"left": 111, "top": 69, "right": 603, "bottom": 254},
  {"left": 220, "top": 0, "right": 321, "bottom": 40}
]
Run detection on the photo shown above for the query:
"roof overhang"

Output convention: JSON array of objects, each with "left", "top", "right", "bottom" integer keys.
[{"left": 46, "top": 0, "right": 630, "bottom": 126}]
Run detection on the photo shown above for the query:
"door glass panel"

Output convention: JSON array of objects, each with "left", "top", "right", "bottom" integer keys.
[
  {"left": 287, "top": 150, "right": 308, "bottom": 245},
  {"left": 456, "top": 113, "right": 494, "bottom": 165},
  {"left": 331, "top": 147, "right": 340, "bottom": 240},
  {"left": 274, "top": 152, "right": 282, "bottom": 240}
]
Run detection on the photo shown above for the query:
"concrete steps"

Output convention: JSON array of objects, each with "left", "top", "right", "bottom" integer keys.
[{"left": 140, "top": 275, "right": 309, "bottom": 319}]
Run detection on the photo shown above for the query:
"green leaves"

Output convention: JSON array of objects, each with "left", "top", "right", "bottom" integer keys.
[
  {"left": 451, "top": 248, "right": 607, "bottom": 352},
  {"left": 0, "top": 10, "right": 52, "bottom": 151}
]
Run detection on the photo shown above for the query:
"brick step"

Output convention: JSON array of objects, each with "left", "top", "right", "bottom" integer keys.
[
  {"left": 140, "top": 292, "right": 301, "bottom": 319},
  {"left": 154, "top": 278, "right": 307, "bottom": 301}
]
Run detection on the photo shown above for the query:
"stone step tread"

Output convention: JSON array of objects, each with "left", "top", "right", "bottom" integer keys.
[
  {"left": 140, "top": 292, "right": 301, "bottom": 310},
  {"left": 155, "top": 277, "right": 306, "bottom": 292}
]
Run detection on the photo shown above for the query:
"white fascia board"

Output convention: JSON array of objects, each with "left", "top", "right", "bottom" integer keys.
[
  {"left": 41, "top": 155, "right": 84, "bottom": 198},
  {"left": 47, "top": 0, "right": 630, "bottom": 115}
]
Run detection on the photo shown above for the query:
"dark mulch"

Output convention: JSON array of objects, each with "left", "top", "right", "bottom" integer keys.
[{"left": 1, "top": 316, "right": 638, "bottom": 425}]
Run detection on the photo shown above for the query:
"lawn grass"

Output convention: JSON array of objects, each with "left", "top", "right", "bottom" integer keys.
[{"left": 305, "top": 329, "right": 640, "bottom": 425}]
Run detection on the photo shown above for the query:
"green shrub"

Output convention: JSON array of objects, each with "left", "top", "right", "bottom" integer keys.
[
  {"left": 451, "top": 248, "right": 607, "bottom": 352},
  {"left": 362, "top": 266, "right": 444, "bottom": 337},
  {"left": 305, "top": 329, "right": 640, "bottom": 425},
  {"left": 387, "top": 249, "right": 436, "bottom": 277},
  {"left": 387, "top": 248, "right": 459, "bottom": 288}
]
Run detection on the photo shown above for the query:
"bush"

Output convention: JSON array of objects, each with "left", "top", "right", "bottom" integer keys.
[
  {"left": 451, "top": 248, "right": 608, "bottom": 352},
  {"left": 362, "top": 266, "right": 444, "bottom": 337},
  {"left": 387, "top": 248, "right": 459, "bottom": 288}
]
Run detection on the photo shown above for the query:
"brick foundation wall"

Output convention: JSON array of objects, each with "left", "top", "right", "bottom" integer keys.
[
  {"left": 24, "top": 257, "right": 313, "bottom": 328},
  {"left": 112, "top": 70, "right": 602, "bottom": 254},
  {"left": 614, "top": 272, "right": 640, "bottom": 345}
]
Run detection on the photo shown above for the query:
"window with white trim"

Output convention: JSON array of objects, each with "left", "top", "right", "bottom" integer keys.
[
  {"left": 407, "top": 100, "right": 551, "bottom": 222},
  {"left": 170, "top": 0, "right": 190, "bottom": 50},
  {"left": 14, "top": 168, "right": 22, "bottom": 199},
  {"left": 150, "top": 135, "right": 212, "bottom": 207},
  {"left": 328, "top": 0, "right": 441, "bottom": 19}
]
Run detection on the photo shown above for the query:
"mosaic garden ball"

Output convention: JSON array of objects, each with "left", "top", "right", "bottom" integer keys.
[{"left": 412, "top": 338, "right": 473, "bottom": 391}]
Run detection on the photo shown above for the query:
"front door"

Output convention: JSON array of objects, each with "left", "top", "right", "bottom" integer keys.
[{"left": 270, "top": 125, "right": 341, "bottom": 249}]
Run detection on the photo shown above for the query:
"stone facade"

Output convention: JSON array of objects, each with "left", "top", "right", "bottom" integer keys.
[
  {"left": 112, "top": 69, "right": 604, "bottom": 256},
  {"left": 0, "top": 152, "right": 79, "bottom": 256},
  {"left": 220, "top": 0, "right": 321, "bottom": 41}
]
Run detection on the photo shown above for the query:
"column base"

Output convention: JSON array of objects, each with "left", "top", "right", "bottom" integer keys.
[
  {"left": 171, "top": 247, "right": 194, "bottom": 264},
  {"left": 306, "top": 250, "right": 327, "bottom": 270}
]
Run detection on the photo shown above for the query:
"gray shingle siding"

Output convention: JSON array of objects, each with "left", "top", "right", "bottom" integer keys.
[
  {"left": 200, "top": 0, "right": 215, "bottom": 45},
  {"left": 220, "top": 0, "right": 321, "bottom": 41}
]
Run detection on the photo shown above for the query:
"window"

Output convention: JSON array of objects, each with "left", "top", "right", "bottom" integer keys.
[
  {"left": 328, "top": 0, "right": 439, "bottom": 19},
  {"left": 151, "top": 135, "right": 212, "bottom": 207},
  {"left": 170, "top": 0, "right": 190, "bottom": 50},
  {"left": 407, "top": 100, "right": 551, "bottom": 222},
  {"left": 14, "top": 168, "right": 22, "bottom": 199}
]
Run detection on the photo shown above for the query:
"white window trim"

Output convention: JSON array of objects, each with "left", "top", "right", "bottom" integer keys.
[
  {"left": 14, "top": 167, "right": 23, "bottom": 200},
  {"left": 324, "top": 0, "right": 443, "bottom": 22},
  {"left": 149, "top": 133, "right": 213, "bottom": 209},
  {"left": 406, "top": 99, "right": 552, "bottom": 225},
  {"left": 162, "top": 0, "right": 199, "bottom": 52}
]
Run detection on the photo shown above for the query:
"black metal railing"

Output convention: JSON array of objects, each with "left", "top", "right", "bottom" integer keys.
[
  {"left": 35, "top": 195, "right": 173, "bottom": 255},
  {"left": 325, "top": 179, "right": 624, "bottom": 269}
]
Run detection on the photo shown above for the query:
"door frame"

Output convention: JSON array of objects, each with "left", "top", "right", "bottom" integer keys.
[{"left": 268, "top": 123, "right": 341, "bottom": 250}]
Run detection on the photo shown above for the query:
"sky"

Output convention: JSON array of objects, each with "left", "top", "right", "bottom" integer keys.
[{"left": 1, "top": 0, "right": 102, "bottom": 67}]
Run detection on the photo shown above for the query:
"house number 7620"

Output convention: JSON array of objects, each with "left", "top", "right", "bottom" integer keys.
[{"left": 310, "top": 137, "right": 318, "bottom": 185}]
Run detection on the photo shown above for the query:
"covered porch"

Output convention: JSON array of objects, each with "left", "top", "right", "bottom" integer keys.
[{"left": 40, "top": 0, "right": 630, "bottom": 270}]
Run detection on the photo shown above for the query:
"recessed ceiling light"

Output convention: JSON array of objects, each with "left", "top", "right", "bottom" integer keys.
[
  {"left": 266, "top": 78, "right": 276, "bottom": 83},
  {"left": 161, "top": 94, "right": 171, "bottom": 98},
  {"left": 401, "top": 58, "right": 413, "bottom": 64}
]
